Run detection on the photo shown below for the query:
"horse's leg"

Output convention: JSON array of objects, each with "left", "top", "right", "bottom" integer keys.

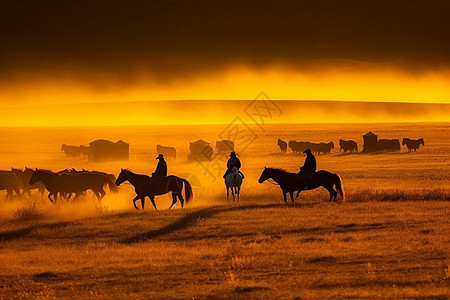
[
  {"left": 231, "top": 186, "right": 235, "bottom": 201},
  {"left": 237, "top": 185, "right": 241, "bottom": 202},
  {"left": 289, "top": 191, "right": 295, "bottom": 203},
  {"left": 283, "top": 190, "right": 287, "bottom": 204},
  {"left": 141, "top": 196, "right": 145, "bottom": 210},
  {"left": 150, "top": 196, "right": 157, "bottom": 210},
  {"left": 169, "top": 193, "right": 177, "bottom": 209},
  {"left": 178, "top": 192, "right": 185, "bottom": 208},
  {"left": 98, "top": 188, "right": 106, "bottom": 200},
  {"left": 132, "top": 195, "right": 140, "bottom": 210},
  {"left": 325, "top": 186, "right": 337, "bottom": 202},
  {"left": 47, "top": 192, "right": 53, "bottom": 204},
  {"left": 226, "top": 186, "right": 229, "bottom": 200}
]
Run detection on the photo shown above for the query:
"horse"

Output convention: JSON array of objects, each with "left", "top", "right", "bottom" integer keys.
[
  {"left": 11, "top": 167, "right": 46, "bottom": 197},
  {"left": 402, "top": 138, "right": 424, "bottom": 152},
  {"left": 30, "top": 169, "right": 118, "bottom": 203},
  {"left": 115, "top": 169, "right": 193, "bottom": 210},
  {"left": 277, "top": 139, "right": 287, "bottom": 153},
  {"left": 258, "top": 167, "right": 344, "bottom": 203},
  {"left": 225, "top": 166, "right": 243, "bottom": 201},
  {"left": 0, "top": 172, "right": 22, "bottom": 199},
  {"left": 339, "top": 139, "right": 358, "bottom": 152},
  {"left": 61, "top": 144, "right": 81, "bottom": 157}
]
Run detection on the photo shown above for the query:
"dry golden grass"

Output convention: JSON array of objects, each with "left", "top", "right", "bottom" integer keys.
[
  {"left": 0, "top": 122, "right": 449, "bottom": 298},
  {"left": 0, "top": 201, "right": 449, "bottom": 299}
]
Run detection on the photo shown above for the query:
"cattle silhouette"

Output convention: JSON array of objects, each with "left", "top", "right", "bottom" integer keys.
[
  {"left": 216, "top": 140, "right": 235, "bottom": 152},
  {"left": 289, "top": 141, "right": 307, "bottom": 153},
  {"left": 89, "top": 140, "right": 129, "bottom": 161},
  {"left": 277, "top": 139, "right": 287, "bottom": 153},
  {"left": 402, "top": 138, "right": 424, "bottom": 151},
  {"left": 189, "top": 139, "right": 213, "bottom": 161},
  {"left": 316, "top": 142, "right": 334, "bottom": 154},
  {"left": 61, "top": 144, "right": 81, "bottom": 157},
  {"left": 289, "top": 141, "right": 333, "bottom": 154},
  {"left": 339, "top": 139, "right": 358, "bottom": 153},
  {"left": 156, "top": 144, "right": 177, "bottom": 159}
]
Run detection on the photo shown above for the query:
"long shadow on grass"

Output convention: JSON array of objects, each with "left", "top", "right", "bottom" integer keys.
[
  {"left": 120, "top": 203, "right": 315, "bottom": 244},
  {"left": 0, "top": 221, "right": 72, "bottom": 242}
]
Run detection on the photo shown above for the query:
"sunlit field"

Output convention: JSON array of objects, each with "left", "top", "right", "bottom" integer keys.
[{"left": 1, "top": 122, "right": 449, "bottom": 298}]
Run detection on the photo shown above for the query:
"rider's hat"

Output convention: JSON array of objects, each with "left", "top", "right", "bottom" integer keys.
[
  {"left": 303, "top": 149, "right": 312, "bottom": 154},
  {"left": 229, "top": 151, "right": 236, "bottom": 157},
  {"left": 156, "top": 153, "right": 164, "bottom": 159}
]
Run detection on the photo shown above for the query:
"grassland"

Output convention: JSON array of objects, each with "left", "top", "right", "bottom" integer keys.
[
  {"left": 0, "top": 123, "right": 449, "bottom": 299},
  {"left": 1, "top": 200, "right": 449, "bottom": 299}
]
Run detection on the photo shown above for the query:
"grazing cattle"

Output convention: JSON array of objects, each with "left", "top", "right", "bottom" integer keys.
[
  {"left": 156, "top": 144, "right": 177, "bottom": 159},
  {"left": 216, "top": 140, "right": 235, "bottom": 152},
  {"left": 289, "top": 141, "right": 307, "bottom": 153},
  {"left": 377, "top": 139, "right": 400, "bottom": 152},
  {"left": 61, "top": 144, "right": 81, "bottom": 157},
  {"left": 189, "top": 140, "right": 213, "bottom": 161},
  {"left": 89, "top": 139, "right": 129, "bottom": 161},
  {"left": 317, "top": 141, "right": 334, "bottom": 154},
  {"left": 79, "top": 145, "right": 91, "bottom": 158},
  {"left": 402, "top": 138, "right": 424, "bottom": 152},
  {"left": 277, "top": 139, "right": 287, "bottom": 153},
  {"left": 339, "top": 139, "right": 358, "bottom": 153}
]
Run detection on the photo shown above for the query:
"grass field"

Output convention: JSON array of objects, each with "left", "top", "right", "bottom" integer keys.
[{"left": 0, "top": 122, "right": 449, "bottom": 299}]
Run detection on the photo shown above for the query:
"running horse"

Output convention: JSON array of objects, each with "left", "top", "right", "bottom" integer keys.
[
  {"left": 29, "top": 169, "right": 118, "bottom": 203},
  {"left": 115, "top": 169, "right": 193, "bottom": 210},
  {"left": 258, "top": 167, "right": 344, "bottom": 203},
  {"left": 225, "top": 166, "right": 243, "bottom": 201}
]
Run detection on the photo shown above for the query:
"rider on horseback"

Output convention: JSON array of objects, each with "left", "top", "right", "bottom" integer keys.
[
  {"left": 152, "top": 154, "right": 167, "bottom": 186},
  {"left": 223, "top": 151, "right": 244, "bottom": 179},
  {"left": 297, "top": 148, "right": 316, "bottom": 189}
]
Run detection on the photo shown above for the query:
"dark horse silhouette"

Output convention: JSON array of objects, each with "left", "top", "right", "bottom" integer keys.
[
  {"left": 258, "top": 167, "right": 344, "bottom": 203},
  {"left": 115, "top": 169, "right": 193, "bottom": 210},
  {"left": 29, "top": 169, "right": 118, "bottom": 203}
]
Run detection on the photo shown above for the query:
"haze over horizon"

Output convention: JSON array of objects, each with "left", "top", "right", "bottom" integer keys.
[{"left": 1, "top": 1, "right": 449, "bottom": 125}]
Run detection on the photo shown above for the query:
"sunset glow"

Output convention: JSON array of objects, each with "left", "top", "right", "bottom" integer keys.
[{"left": 1, "top": 65, "right": 449, "bottom": 126}]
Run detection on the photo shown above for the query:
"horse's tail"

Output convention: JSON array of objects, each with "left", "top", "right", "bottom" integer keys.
[
  {"left": 106, "top": 177, "right": 119, "bottom": 193},
  {"left": 334, "top": 173, "right": 345, "bottom": 202},
  {"left": 182, "top": 179, "right": 193, "bottom": 204}
]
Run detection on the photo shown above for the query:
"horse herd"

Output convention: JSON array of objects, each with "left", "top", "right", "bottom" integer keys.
[
  {"left": 278, "top": 137, "right": 424, "bottom": 154},
  {"left": 0, "top": 162, "right": 346, "bottom": 210}
]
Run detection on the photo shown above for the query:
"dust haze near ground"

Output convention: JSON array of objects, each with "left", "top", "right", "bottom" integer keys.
[{"left": 1, "top": 122, "right": 449, "bottom": 298}]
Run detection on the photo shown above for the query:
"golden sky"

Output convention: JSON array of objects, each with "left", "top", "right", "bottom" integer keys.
[{"left": 1, "top": 1, "right": 449, "bottom": 125}]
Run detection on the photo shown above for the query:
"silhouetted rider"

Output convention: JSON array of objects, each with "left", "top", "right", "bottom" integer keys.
[
  {"left": 297, "top": 148, "right": 316, "bottom": 189},
  {"left": 152, "top": 154, "right": 167, "bottom": 185},
  {"left": 223, "top": 151, "right": 245, "bottom": 179}
]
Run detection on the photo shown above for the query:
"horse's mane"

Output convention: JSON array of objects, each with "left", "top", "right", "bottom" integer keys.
[
  {"left": 36, "top": 169, "right": 54, "bottom": 174},
  {"left": 265, "top": 167, "right": 291, "bottom": 174}
]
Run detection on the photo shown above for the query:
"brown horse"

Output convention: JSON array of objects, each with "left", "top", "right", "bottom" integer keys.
[
  {"left": 258, "top": 167, "right": 344, "bottom": 203},
  {"left": 11, "top": 167, "right": 46, "bottom": 197},
  {"left": 115, "top": 169, "right": 193, "bottom": 210},
  {"left": 0, "top": 171, "right": 22, "bottom": 199},
  {"left": 30, "top": 169, "right": 118, "bottom": 203}
]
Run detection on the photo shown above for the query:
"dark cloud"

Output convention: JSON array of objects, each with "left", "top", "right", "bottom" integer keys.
[{"left": 1, "top": 0, "right": 449, "bottom": 82}]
